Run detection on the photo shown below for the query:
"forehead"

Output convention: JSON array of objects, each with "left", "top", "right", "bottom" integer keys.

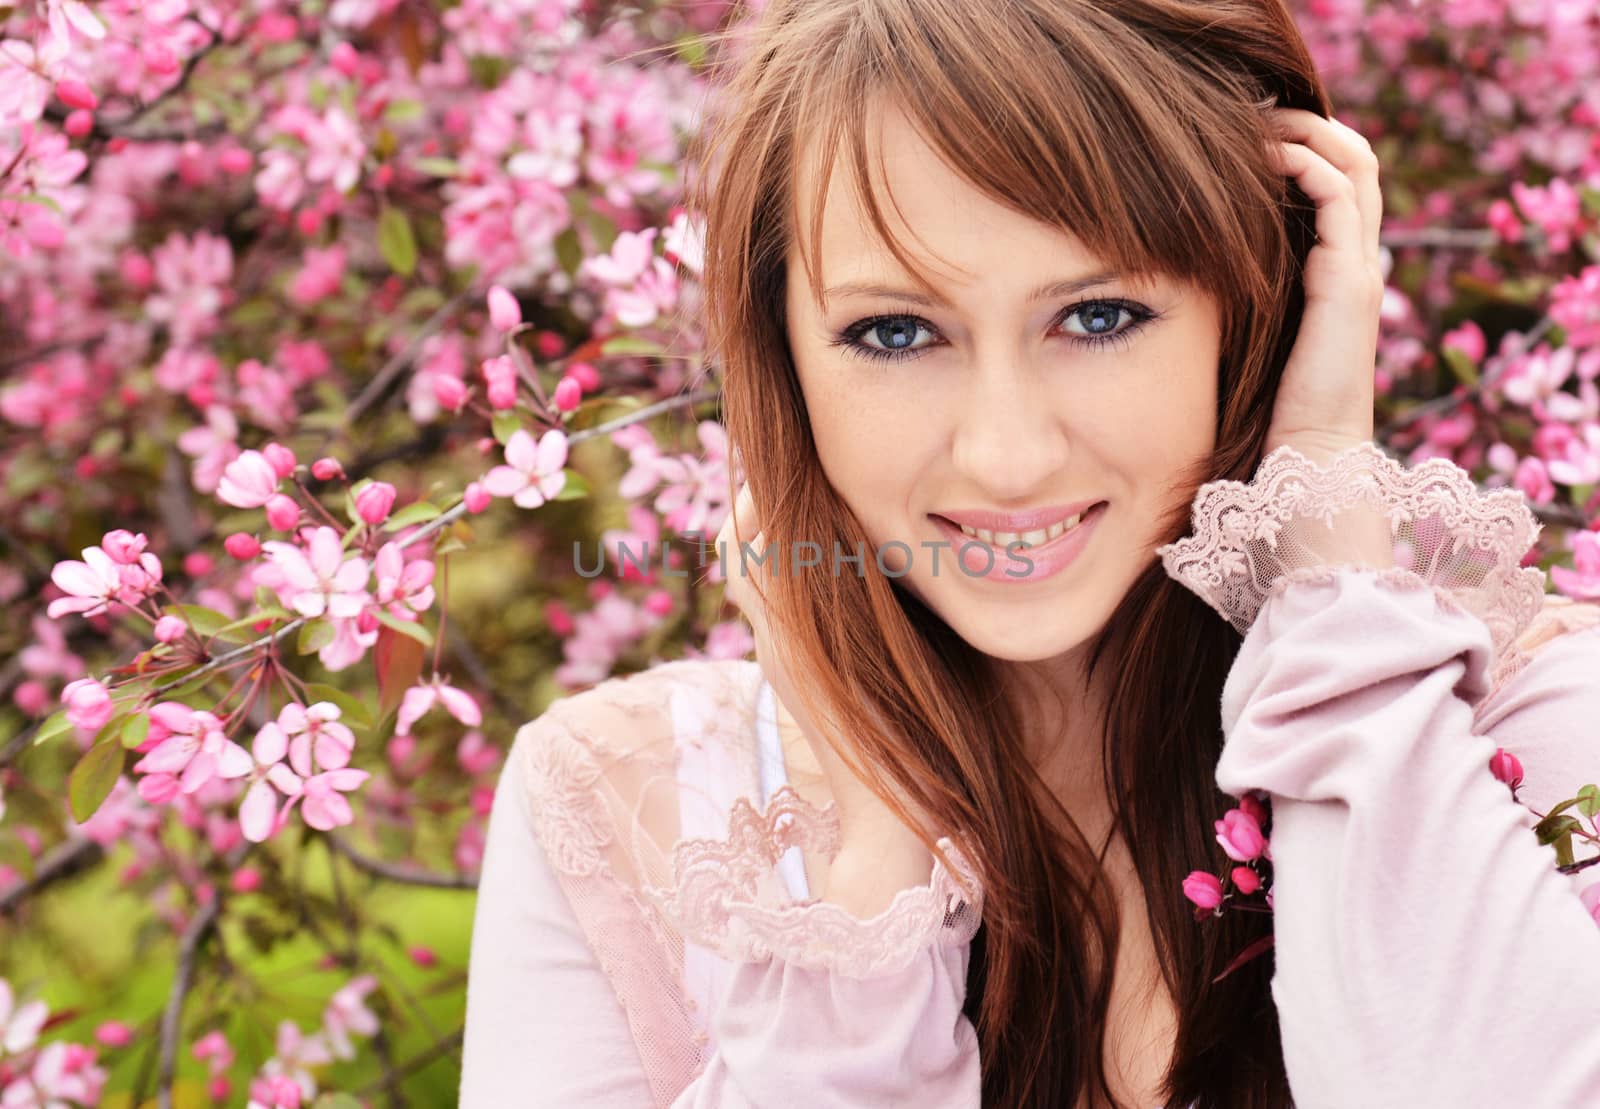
[{"left": 787, "top": 98, "right": 1108, "bottom": 311}]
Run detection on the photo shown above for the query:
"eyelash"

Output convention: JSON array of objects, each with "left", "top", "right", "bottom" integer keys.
[{"left": 828, "top": 298, "right": 1161, "bottom": 365}]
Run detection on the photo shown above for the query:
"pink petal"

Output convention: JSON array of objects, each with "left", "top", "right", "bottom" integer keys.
[
  {"left": 240, "top": 780, "right": 279, "bottom": 842},
  {"left": 481, "top": 466, "right": 529, "bottom": 498},
  {"left": 503, "top": 429, "right": 537, "bottom": 473},
  {"left": 437, "top": 685, "right": 482, "bottom": 727}
]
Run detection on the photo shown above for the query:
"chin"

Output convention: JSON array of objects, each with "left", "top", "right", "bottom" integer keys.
[{"left": 933, "top": 604, "right": 1100, "bottom": 663}]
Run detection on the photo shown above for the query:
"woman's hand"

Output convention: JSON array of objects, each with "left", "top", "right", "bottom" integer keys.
[
  {"left": 1262, "top": 106, "right": 1384, "bottom": 465},
  {"left": 716, "top": 482, "right": 936, "bottom": 895}
]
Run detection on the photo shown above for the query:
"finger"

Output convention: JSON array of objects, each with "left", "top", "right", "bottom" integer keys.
[
  {"left": 1268, "top": 108, "right": 1382, "bottom": 271},
  {"left": 1271, "top": 140, "right": 1368, "bottom": 277}
]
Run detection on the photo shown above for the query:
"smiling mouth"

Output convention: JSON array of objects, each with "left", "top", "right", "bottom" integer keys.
[{"left": 931, "top": 502, "right": 1108, "bottom": 551}]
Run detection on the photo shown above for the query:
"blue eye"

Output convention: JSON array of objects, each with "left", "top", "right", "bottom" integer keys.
[{"left": 830, "top": 299, "right": 1159, "bottom": 364}]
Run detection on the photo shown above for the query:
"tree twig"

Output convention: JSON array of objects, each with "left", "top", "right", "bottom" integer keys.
[{"left": 324, "top": 832, "right": 477, "bottom": 890}]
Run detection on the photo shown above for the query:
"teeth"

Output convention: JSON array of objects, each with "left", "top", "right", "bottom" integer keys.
[{"left": 955, "top": 510, "right": 1090, "bottom": 549}]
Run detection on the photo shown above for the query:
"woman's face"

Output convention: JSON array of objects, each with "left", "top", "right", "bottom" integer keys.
[{"left": 783, "top": 99, "right": 1223, "bottom": 665}]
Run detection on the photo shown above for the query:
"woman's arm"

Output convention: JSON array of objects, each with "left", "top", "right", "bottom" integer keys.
[
  {"left": 1217, "top": 570, "right": 1600, "bottom": 1107},
  {"left": 460, "top": 719, "right": 657, "bottom": 1105},
  {"left": 461, "top": 706, "right": 983, "bottom": 1108},
  {"left": 1159, "top": 441, "right": 1600, "bottom": 1107}
]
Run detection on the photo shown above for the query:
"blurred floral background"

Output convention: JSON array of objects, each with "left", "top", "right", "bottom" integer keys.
[{"left": 1, "top": 0, "right": 1598, "bottom": 1104}]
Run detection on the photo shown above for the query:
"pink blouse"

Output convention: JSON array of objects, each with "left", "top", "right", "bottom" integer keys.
[{"left": 460, "top": 442, "right": 1600, "bottom": 1107}]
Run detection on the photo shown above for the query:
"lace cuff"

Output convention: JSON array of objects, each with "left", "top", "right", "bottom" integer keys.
[
  {"left": 641, "top": 785, "right": 984, "bottom": 981},
  {"left": 1156, "top": 441, "right": 1547, "bottom": 663}
]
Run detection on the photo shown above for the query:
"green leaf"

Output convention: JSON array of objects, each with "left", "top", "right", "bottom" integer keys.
[
  {"left": 552, "top": 470, "right": 589, "bottom": 501},
  {"left": 33, "top": 709, "right": 76, "bottom": 748},
  {"left": 302, "top": 683, "right": 374, "bottom": 730},
  {"left": 384, "top": 98, "right": 425, "bottom": 122},
  {"left": 374, "top": 608, "right": 433, "bottom": 647},
  {"left": 554, "top": 226, "right": 583, "bottom": 277},
  {"left": 569, "top": 395, "right": 643, "bottom": 431},
  {"left": 164, "top": 604, "right": 238, "bottom": 640},
  {"left": 1578, "top": 784, "right": 1600, "bottom": 819},
  {"left": 411, "top": 156, "right": 460, "bottom": 178},
  {"left": 384, "top": 502, "right": 442, "bottom": 530},
  {"left": 1440, "top": 346, "right": 1479, "bottom": 387},
  {"left": 1536, "top": 812, "right": 1583, "bottom": 846},
  {"left": 377, "top": 206, "right": 418, "bottom": 277},
  {"left": 297, "top": 620, "right": 337, "bottom": 656},
  {"left": 314, "top": 1094, "right": 365, "bottom": 1109},
  {"left": 600, "top": 335, "right": 665, "bottom": 357},
  {"left": 68, "top": 740, "right": 125, "bottom": 823},
  {"left": 491, "top": 411, "right": 525, "bottom": 446},
  {"left": 120, "top": 713, "right": 150, "bottom": 750}
]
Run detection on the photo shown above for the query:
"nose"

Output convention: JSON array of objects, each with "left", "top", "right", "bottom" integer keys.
[{"left": 950, "top": 369, "right": 1070, "bottom": 501}]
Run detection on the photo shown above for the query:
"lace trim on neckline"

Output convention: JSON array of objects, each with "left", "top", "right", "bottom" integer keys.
[{"left": 641, "top": 784, "right": 984, "bottom": 980}]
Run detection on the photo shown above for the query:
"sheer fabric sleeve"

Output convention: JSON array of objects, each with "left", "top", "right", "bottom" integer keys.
[
  {"left": 460, "top": 658, "right": 984, "bottom": 1108},
  {"left": 1158, "top": 441, "right": 1600, "bottom": 1107}
]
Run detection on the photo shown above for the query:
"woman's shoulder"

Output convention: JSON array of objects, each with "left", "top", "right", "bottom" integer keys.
[
  {"left": 513, "top": 655, "right": 764, "bottom": 765},
  {"left": 506, "top": 655, "right": 769, "bottom": 882}
]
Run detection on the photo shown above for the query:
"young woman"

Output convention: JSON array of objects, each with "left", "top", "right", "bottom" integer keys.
[{"left": 460, "top": 0, "right": 1600, "bottom": 1105}]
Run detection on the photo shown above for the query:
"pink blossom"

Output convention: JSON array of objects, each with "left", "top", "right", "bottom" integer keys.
[
  {"left": 1181, "top": 871, "right": 1224, "bottom": 911},
  {"left": 300, "top": 768, "right": 369, "bottom": 831},
  {"left": 482, "top": 428, "right": 568, "bottom": 508},
  {"left": 132, "top": 702, "right": 252, "bottom": 796},
  {"left": 1514, "top": 455, "right": 1555, "bottom": 505},
  {"left": 48, "top": 544, "right": 159, "bottom": 619},
  {"left": 217, "top": 450, "right": 282, "bottom": 508},
  {"left": 1551, "top": 531, "right": 1600, "bottom": 601},
  {"left": 1547, "top": 422, "right": 1600, "bottom": 486},
  {"left": 151, "top": 614, "right": 189, "bottom": 644},
  {"left": 396, "top": 678, "right": 482, "bottom": 736},
  {"left": 95, "top": 1021, "right": 132, "bottom": 1048},
  {"left": 374, "top": 542, "right": 435, "bottom": 619},
  {"left": 322, "top": 975, "right": 379, "bottom": 1060},
  {"left": 288, "top": 244, "right": 347, "bottom": 306},
  {"left": 1580, "top": 882, "right": 1600, "bottom": 929},
  {"left": 456, "top": 730, "right": 500, "bottom": 776},
  {"left": 1214, "top": 807, "right": 1267, "bottom": 863},
  {"left": 144, "top": 231, "right": 233, "bottom": 347},
  {"left": 1551, "top": 265, "right": 1600, "bottom": 350},
  {"left": 61, "top": 677, "right": 114, "bottom": 732},
  {"left": 259, "top": 527, "right": 371, "bottom": 619},
  {"left": 1511, "top": 177, "right": 1582, "bottom": 253},
  {"left": 100, "top": 530, "right": 148, "bottom": 565},
  {"left": 304, "top": 107, "right": 367, "bottom": 193},
  {"left": 1, "top": 978, "right": 50, "bottom": 1054}
]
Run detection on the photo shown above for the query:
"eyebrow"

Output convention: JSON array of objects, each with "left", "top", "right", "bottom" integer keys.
[{"left": 821, "top": 270, "right": 1125, "bottom": 308}]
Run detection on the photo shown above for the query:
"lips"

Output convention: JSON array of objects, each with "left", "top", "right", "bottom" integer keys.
[{"left": 931, "top": 500, "right": 1108, "bottom": 540}]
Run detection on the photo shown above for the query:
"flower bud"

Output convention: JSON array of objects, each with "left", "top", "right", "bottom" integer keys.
[
  {"left": 153, "top": 615, "right": 187, "bottom": 644},
  {"left": 311, "top": 456, "right": 345, "bottom": 481},
  {"left": 61, "top": 678, "right": 115, "bottom": 732},
  {"left": 1214, "top": 808, "right": 1266, "bottom": 863},
  {"left": 643, "top": 589, "right": 674, "bottom": 617},
  {"left": 224, "top": 533, "right": 261, "bottom": 560},
  {"left": 64, "top": 109, "right": 93, "bottom": 138},
  {"left": 1182, "top": 870, "right": 1224, "bottom": 911},
  {"left": 552, "top": 375, "right": 582, "bottom": 413},
  {"left": 1489, "top": 747, "right": 1524, "bottom": 790},
  {"left": 182, "top": 551, "right": 214, "bottom": 577},
  {"left": 265, "top": 494, "right": 301, "bottom": 531},
  {"left": 355, "top": 481, "right": 397, "bottom": 525},
  {"left": 95, "top": 1021, "right": 133, "bottom": 1048},
  {"left": 1230, "top": 866, "right": 1261, "bottom": 895},
  {"left": 55, "top": 79, "right": 99, "bottom": 110},
  {"left": 261, "top": 442, "right": 297, "bottom": 479},
  {"left": 487, "top": 285, "right": 522, "bottom": 331},
  {"left": 463, "top": 482, "right": 491, "bottom": 514},
  {"left": 101, "top": 529, "right": 148, "bottom": 565},
  {"left": 434, "top": 374, "right": 467, "bottom": 412},
  {"left": 567, "top": 361, "right": 600, "bottom": 393}
]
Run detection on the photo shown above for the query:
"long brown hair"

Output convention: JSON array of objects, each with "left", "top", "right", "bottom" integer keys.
[{"left": 685, "top": 1, "right": 1328, "bottom": 1104}]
